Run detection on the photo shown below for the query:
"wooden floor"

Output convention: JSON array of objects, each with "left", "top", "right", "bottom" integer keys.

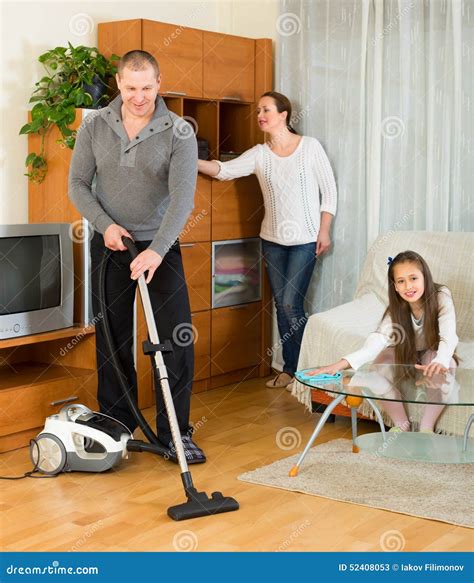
[{"left": 1, "top": 377, "right": 471, "bottom": 552}]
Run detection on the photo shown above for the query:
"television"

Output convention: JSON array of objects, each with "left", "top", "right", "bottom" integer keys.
[{"left": 0, "top": 223, "right": 74, "bottom": 340}]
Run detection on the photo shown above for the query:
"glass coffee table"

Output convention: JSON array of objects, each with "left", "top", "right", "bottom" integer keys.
[{"left": 290, "top": 365, "right": 474, "bottom": 476}]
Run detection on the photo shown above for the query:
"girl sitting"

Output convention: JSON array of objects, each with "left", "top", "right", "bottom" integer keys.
[{"left": 309, "top": 250, "right": 458, "bottom": 432}]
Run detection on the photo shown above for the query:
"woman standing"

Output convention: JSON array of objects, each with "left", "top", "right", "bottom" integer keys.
[{"left": 198, "top": 92, "right": 337, "bottom": 389}]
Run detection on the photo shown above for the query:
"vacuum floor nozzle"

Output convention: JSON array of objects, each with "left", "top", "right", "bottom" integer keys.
[{"left": 168, "top": 487, "right": 239, "bottom": 521}]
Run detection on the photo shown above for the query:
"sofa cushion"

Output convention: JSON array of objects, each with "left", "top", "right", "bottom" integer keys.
[{"left": 298, "top": 293, "right": 385, "bottom": 370}]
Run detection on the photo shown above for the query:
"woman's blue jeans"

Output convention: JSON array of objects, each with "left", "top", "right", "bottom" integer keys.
[{"left": 262, "top": 239, "right": 316, "bottom": 375}]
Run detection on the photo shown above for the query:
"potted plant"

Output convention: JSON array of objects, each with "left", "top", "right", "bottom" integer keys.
[{"left": 20, "top": 43, "right": 120, "bottom": 183}]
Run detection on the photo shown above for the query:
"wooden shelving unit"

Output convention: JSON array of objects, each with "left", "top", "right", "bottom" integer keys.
[
  {"left": 98, "top": 18, "right": 274, "bottom": 395},
  {"left": 0, "top": 19, "right": 274, "bottom": 451},
  {"left": 0, "top": 327, "right": 97, "bottom": 452}
]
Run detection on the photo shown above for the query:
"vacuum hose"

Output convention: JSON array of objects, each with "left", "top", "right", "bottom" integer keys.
[{"left": 97, "top": 243, "right": 161, "bottom": 446}]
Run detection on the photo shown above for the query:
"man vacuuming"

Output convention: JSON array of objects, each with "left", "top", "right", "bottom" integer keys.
[{"left": 69, "top": 50, "right": 206, "bottom": 464}]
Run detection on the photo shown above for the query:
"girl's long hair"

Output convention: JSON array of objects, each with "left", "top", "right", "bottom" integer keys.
[
  {"left": 384, "top": 250, "right": 457, "bottom": 366},
  {"left": 261, "top": 91, "right": 298, "bottom": 134}
]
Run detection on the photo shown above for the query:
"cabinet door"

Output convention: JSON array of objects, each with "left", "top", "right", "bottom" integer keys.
[
  {"left": 203, "top": 32, "right": 255, "bottom": 102},
  {"left": 142, "top": 20, "right": 203, "bottom": 98},
  {"left": 211, "top": 302, "right": 261, "bottom": 375},
  {"left": 98, "top": 20, "right": 142, "bottom": 59},
  {"left": 181, "top": 242, "right": 211, "bottom": 312},
  {"left": 212, "top": 176, "right": 264, "bottom": 240},
  {"left": 192, "top": 310, "right": 210, "bottom": 381},
  {"left": 180, "top": 175, "right": 211, "bottom": 243}
]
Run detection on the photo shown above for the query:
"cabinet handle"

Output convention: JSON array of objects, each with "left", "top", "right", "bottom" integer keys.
[
  {"left": 222, "top": 96, "right": 242, "bottom": 101},
  {"left": 230, "top": 304, "right": 249, "bottom": 310},
  {"left": 165, "top": 91, "right": 187, "bottom": 96},
  {"left": 50, "top": 396, "right": 78, "bottom": 407},
  {"left": 180, "top": 243, "right": 195, "bottom": 248}
]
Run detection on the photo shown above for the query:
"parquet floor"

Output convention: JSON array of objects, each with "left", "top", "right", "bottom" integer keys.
[{"left": 1, "top": 377, "right": 471, "bottom": 552}]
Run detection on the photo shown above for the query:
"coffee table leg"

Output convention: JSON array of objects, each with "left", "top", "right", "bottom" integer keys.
[
  {"left": 346, "top": 396, "right": 363, "bottom": 453},
  {"left": 350, "top": 406, "right": 359, "bottom": 453},
  {"left": 365, "top": 397, "right": 387, "bottom": 442},
  {"left": 289, "top": 393, "right": 345, "bottom": 477},
  {"left": 463, "top": 414, "right": 474, "bottom": 452}
]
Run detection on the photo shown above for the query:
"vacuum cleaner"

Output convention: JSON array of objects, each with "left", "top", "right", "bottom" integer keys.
[{"left": 31, "top": 237, "right": 239, "bottom": 521}]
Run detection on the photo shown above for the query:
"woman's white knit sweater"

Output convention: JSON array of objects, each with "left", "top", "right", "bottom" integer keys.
[{"left": 215, "top": 136, "right": 337, "bottom": 246}]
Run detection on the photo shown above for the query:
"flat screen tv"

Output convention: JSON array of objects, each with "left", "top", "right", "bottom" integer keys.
[{"left": 0, "top": 223, "right": 74, "bottom": 340}]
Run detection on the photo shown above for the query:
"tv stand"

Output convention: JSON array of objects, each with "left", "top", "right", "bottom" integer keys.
[{"left": 0, "top": 326, "right": 97, "bottom": 452}]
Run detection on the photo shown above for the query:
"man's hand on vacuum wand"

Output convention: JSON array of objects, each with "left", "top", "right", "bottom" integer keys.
[
  {"left": 130, "top": 249, "right": 163, "bottom": 283},
  {"left": 104, "top": 224, "right": 162, "bottom": 282},
  {"left": 104, "top": 224, "right": 133, "bottom": 251}
]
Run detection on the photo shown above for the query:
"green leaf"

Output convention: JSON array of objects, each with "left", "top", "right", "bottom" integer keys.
[
  {"left": 25, "top": 153, "right": 37, "bottom": 166},
  {"left": 19, "top": 123, "right": 32, "bottom": 135},
  {"left": 32, "top": 155, "right": 46, "bottom": 169},
  {"left": 31, "top": 103, "right": 45, "bottom": 120}
]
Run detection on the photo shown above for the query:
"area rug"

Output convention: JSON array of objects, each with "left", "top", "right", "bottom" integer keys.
[{"left": 238, "top": 439, "right": 474, "bottom": 528}]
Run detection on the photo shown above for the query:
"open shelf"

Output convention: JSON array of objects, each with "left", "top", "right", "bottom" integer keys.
[
  {"left": 161, "top": 96, "right": 255, "bottom": 161},
  {"left": 183, "top": 99, "right": 218, "bottom": 159},
  {"left": 219, "top": 101, "right": 254, "bottom": 157},
  {"left": 0, "top": 362, "right": 94, "bottom": 392}
]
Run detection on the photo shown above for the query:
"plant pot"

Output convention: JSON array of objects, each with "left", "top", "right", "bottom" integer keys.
[{"left": 82, "top": 75, "right": 110, "bottom": 108}]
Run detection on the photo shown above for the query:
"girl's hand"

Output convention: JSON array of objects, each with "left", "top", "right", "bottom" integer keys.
[
  {"left": 307, "top": 359, "right": 349, "bottom": 376},
  {"left": 316, "top": 230, "right": 331, "bottom": 256},
  {"left": 415, "top": 362, "right": 448, "bottom": 378}
]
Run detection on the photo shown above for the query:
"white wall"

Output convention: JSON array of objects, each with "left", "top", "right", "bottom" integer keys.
[{"left": 0, "top": 0, "right": 279, "bottom": 224}]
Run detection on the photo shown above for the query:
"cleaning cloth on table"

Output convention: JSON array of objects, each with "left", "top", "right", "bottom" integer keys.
[{"left": 295, "top": 370, "right": 342, "bottom": 384}]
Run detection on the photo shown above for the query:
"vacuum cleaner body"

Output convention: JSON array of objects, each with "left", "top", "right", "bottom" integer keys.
[{"left": 31, "top": 404, "right": 131, "bottom": 475}]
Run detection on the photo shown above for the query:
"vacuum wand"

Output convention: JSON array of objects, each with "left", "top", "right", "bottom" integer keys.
[{"left": 121, "top": 237, "right": 239, "bottom": 520}]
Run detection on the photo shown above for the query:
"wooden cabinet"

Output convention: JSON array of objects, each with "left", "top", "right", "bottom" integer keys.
[
  {"left": 181, "top": 242, "right": 211, "bottom": 312},
  {"left": 142, "top": 20, "right": 203, "bottom": 98},
  {"left": 212, "top": 176, "right": 264, "bottom": 240},
  {"left": 180, "top": 175, "right": 211, "bottom": 243},
  {"left": 97, "top": 18, "right": 273, "bottom": 393},
  {"left": 99, "top": 21, "right": 257, "bottom": 102},
  {"left": 192, "top": 310, "right": 210, "bottom": 383},
  {"left": 0, "top": 328, "right": 97, "bottom": 452},
  {"left": 203, "top": 32, "right": 255, "bottom": 102},
  {"left": 211, "top": 303, "right": 262, "bottom": 375}
]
